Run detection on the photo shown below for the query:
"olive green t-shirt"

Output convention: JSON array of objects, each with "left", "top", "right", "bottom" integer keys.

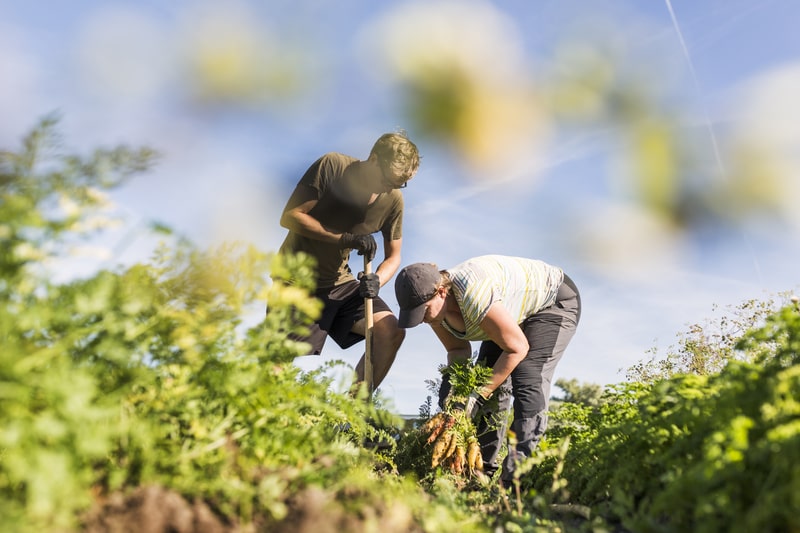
[{"left": 279, "top": 152, "right": 404, "bottom": 288}]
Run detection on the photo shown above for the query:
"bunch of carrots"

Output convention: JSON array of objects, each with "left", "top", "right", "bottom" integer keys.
[
  {"left": 419, "top": 411, "right": 483, "bottom": 476},
  {"left": 398, "top": 360, "right": 493, "bottom": 479}
]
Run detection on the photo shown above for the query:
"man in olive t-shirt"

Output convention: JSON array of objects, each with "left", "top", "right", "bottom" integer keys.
[{"left": 277, "top": 132, "right": 420, "bottom": 391}]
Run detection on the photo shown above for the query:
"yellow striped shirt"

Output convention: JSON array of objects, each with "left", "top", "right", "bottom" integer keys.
[{"left": 442, "top": 255, "right": 563, "bottom": 341}]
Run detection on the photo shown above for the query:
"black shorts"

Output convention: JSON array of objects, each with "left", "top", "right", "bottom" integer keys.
[{"left": 299, "top": 280, "right": 392, "bottom": 354}]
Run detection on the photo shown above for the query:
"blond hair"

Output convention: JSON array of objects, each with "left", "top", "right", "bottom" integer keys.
[{"left": 370, "top": 131, "right": 420, "bottom": 180}]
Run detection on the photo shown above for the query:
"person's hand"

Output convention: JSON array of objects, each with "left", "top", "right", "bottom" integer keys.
[
  {"left": 437, "top": 373, "right": 452, "bottom": 411},
  {"left": 463, "top": 391, "right": 488, "bottom": 420},
  {"left": 340, "top": 233, "right": 377, "bottom": 262},
  {"left": 358, "top": 272, "right": 380, "bottom": 299}
]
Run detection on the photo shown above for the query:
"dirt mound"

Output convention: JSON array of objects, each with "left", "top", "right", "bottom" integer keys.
[
  {"left": 266, "top": 486, "right": 421, "bottom": 533},
  {"left": 82, "top": 486, "right": 232, "bottom": 533},
  {"left": 82, "top": 484, "right": 422, "bottom": 533}
]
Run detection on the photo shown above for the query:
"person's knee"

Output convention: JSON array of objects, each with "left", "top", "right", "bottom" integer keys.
[
  {"left": 373, "top": 313, "right": 405, "bottom": 347},
  {"left": 383, "top": 319, "right": 405, "bottom": 348},
  {"left": 513, "top": 393, "right": 547, "bottom": 419}
]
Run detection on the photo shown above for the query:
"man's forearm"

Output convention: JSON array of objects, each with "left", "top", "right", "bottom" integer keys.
[
  {"left": 282, "top": 212, "right": 343, "bottom": 244},
  {"left": 373, "top": 256, "right": 400, "bottom": 286}
]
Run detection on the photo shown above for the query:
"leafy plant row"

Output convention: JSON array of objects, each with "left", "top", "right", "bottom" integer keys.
[
  {"left": 530, "top": 301, "right": 800, "bottom": 532},
  {"left": 3, "top": 118, "right": 798, "bottom": 533},
  {"left": 0, "top": 118, "right": 484, "bottom": 532}
]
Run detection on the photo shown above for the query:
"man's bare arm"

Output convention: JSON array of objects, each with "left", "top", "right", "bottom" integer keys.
[
  {"left": 372, "top": 236, "right": 402, "bottom": 287},
  {"left": 279, "top": 187, "right": 343, "bottom": 244}
]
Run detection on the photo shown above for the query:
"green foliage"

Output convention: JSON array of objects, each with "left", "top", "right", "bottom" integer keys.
[
  {"left": 552, "top": 378, "right": 604, "bottom": 407},
  {"left": 395, "top": 360, "right": 493, "bottom": 482},
  {"left": 531, "top": 299, "right": 800, "bottom": 532},
  {"left": 626, "top": 295, "right": 784, "bottom": 383},
  {"left": 5, "top": 117, "right": 798, "bottom": 533},
  {"left": 442, "top": 359, "right": 494, "bottom": 407},
  {"left": 0, "top": 119, "right": 484, "bottom": 532},
  {"left": 0, "top": 117, "right": 158, "bottom": 532},
  {"left": 545, "top": 378, "right": 604, "bottom": 444},
  {"left": 0, "top": 114, "right": 157, "bottom": 289}
]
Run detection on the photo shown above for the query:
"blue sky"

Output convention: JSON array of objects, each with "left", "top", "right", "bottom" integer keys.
[{"left": 3, "top": 0, "right": 799, "bottom": 414}]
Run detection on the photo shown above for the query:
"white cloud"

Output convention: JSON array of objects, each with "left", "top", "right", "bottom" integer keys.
[
  {"left": 733, "top": 62, "right": 800, "bottom": 227},
  {"left": 0, "top": 24, "right": 46, "bottom": 144},
  {"left": 357, "top": 0, "right": 526, "bottom": 86},
  {"left": 75, "top": 6, "right": 174, "bottom": 105}
]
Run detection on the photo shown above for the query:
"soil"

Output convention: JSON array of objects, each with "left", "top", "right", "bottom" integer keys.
[
  {"left": 81, "top": 484, "right": 425, "bottom": 533},
  {"left": 82, "top": 486, "right": 232, "bottom": 533}
]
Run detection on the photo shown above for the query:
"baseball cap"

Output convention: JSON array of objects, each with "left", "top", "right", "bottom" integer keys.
[{"left": 394, "top": 263, "right": 441, "bottom": 328}]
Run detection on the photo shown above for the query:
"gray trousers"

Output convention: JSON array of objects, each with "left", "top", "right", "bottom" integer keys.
[{"left": 475, "top": 274, "right": 581, "bottom": 483}]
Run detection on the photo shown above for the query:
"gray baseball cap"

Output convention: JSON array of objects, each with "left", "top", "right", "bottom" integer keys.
[{"left": 394, "top": 263, "right": 441, "bottom": 328}]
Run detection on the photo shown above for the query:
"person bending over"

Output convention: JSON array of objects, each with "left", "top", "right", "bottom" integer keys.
[{"left": 395, "top": 255, "right": 581, "bottom": 483}]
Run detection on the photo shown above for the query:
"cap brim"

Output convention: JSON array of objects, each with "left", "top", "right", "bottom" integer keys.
[{"left": 398, "top": 302, "right": 427, "bottom": 329}]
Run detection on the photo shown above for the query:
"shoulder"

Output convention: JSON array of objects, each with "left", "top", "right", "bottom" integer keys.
[
  {"left": 317, "top": 152, "right": 358, "bottom": 172},
  {"left": 450, "top": 255, "right": 498, "bottom": 276},
  {"left": 302, "top": 153, "right": 359, "bottom": 188}
]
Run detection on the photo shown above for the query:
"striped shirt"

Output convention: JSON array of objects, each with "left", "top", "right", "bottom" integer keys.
[{"left": 442, "top": 255, "right": 564, "bottom": 341}]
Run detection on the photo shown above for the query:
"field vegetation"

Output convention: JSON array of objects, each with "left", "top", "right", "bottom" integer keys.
[{"left": 2, "top": 119, "right": 798, "bottom": 532}]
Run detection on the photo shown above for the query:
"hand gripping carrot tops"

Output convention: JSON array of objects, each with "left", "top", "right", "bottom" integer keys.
[{"left": 395, "top": 255, "right": 582, "bottom": 485}]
